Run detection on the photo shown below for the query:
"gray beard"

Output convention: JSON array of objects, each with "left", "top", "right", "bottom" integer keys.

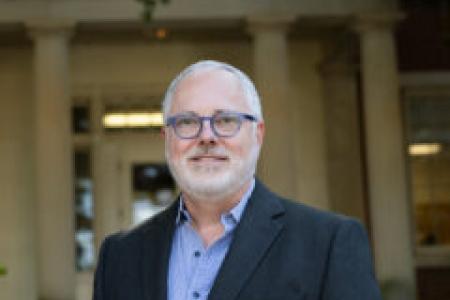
[{"left": 165, "top": 146, "right": 260, "bottom": 203}]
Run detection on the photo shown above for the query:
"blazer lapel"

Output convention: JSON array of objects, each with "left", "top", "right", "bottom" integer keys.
[
  {"left": 208, "top": 181, "right": 285, "bottom": 300},
  {"left": 140, "top": 199, "right": 179, "bottom": 300}
]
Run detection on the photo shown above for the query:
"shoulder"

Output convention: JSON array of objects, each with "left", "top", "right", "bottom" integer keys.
[
  {"left": 252, "top": 180, "right": 367, "bottom": 244},
  {"left": 280, "top": 196, "right": 361, "bottom": 229},
  {"left": 254, "top": 179, "right": 361, "bottom": 229},
  {"left": 270, "top": 193, "right": 375, "bottom": 278},
  {"left": 279, "top": 196, "right": 368, "bottom": 245},
  {"left": 101, "top": 200, "right": 178, "bottom": 251}
]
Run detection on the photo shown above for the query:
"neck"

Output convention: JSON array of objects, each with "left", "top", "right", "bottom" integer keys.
[{"left": 181, "top": 179, "right": 252, "bottom": 244}]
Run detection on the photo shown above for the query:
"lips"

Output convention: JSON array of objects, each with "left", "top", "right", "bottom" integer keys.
[{"left": 189, "top": 155, "right": 229, "bottom": 161}]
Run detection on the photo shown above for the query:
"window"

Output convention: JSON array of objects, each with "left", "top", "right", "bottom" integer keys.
[
  {"left": 74, "top": 151, "right": 94, "bottom": 270},
  {"left": 132, "top": 163, "right": 176, "bottom": 225},
  {"left": 405, "top": 90, "right": 450, "bottom": 247},
  {"left": 72, "top": 105, "right": 90, "bottom": 134}
]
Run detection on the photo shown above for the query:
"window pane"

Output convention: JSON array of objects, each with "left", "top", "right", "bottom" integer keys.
[
  {"left": 73, "top": 106, "right": 90, "bottom": 134},
  {"left": 132, "top": 163, "right": 176, "bottom": 226},
  {"left": 74, "top": 151, "right": 94, "bottom": 270},
  {"left": 406, "top": 93, "right": 450, "bottom": 246}
]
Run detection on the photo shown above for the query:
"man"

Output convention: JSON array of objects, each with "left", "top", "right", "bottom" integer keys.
[{"left": 93, "top": 60, "right": 382, "bottom": 300}]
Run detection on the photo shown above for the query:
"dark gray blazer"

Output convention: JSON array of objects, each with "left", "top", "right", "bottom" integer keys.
[{"left": 93, "top": 180, "right": 382, "bottom": 300}]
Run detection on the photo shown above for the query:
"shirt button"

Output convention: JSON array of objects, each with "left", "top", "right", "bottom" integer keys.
[
  {"left": 225, "top": 214, "right": 235, "bottom": 224},
  {"left": 193, "top": 291, "right": 200, "bottom": 298},
  {"left": 194, "top": 251, "right": 201, "bottom": 257}
]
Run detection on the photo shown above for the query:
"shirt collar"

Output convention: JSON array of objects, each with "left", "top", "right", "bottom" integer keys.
[{"left": 175, "top": 178, "right": 255, "bottom": 225}]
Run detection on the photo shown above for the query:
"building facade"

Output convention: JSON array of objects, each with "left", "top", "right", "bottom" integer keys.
[{"left": 1, "top": 0, "right": 448, "bottom": 299}]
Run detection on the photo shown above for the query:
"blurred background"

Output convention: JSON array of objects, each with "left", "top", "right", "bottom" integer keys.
[{"left": 0, "top": 0, "right": 449, "bottom": 299}]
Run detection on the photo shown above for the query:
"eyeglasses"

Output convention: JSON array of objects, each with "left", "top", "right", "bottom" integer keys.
[{"left": 166, "top": 111, "right": 258, "bottom": 139}]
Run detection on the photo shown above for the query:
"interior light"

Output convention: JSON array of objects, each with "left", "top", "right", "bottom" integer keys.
[
  {"left": 103, "top": 112, "right": 164, "bottom": 128},
  {"left": 408, "top": 143, "right": 442, "bottom": 156},
  {"left": 155, "top": 28, "right": 168, "bottom": 40}
]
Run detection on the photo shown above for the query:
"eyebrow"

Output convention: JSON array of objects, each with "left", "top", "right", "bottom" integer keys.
[
  {"left": 175, "top": 109, "right": 232, "bottom": 116},
  {"left": 174, "top": 111, "right": 198, "bottom": 116}
]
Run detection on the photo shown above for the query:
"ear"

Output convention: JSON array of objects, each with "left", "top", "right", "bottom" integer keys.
[
  {"left": 256, "top": 121, "right": 265, "bottom": 146},
  {"left": 160, "top": 127, "right": 166, "bottom": 139}
]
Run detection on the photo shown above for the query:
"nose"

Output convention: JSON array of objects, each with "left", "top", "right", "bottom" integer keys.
[{"left": 198, "top": 119, "right": 217, "bottom": 144}]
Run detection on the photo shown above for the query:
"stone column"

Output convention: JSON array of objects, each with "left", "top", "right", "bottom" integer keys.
[
  {"left": 355, "top": 13, "right": 416, "bottom": 299},
  {"left": 0, "top": 52, "right": 37, "bottom": 299},
  {"left": 248, "top": 15, "right": 297, "bottom": 199},
  {"left": 319, "top": 54, "right": 367, "bottom": 223},
  {"left": 92, "top": 140, "right": 121, "bottom": 253},
  {"left": 27, "top": 19, "right": 76, "bottom": 300},
  {"left": 90, "top": 94, "right": 120, "bottom": 254}
]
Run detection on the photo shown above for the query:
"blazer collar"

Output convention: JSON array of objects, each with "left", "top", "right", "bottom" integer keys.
[
  {"left": 140, "top": 198, "right": 179, "bottom": 300},
  {"left": 208, "top": 179, "right": 286, "bottom": 300}
]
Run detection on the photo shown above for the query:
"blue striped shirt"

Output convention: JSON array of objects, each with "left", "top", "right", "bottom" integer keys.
[{"left": 167, "top": 179, "right": 255, "bottom": 300}]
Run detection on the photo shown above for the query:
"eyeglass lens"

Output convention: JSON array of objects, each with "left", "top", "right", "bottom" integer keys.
[{"left": 174, "top": 113, "right": 241, "bottom": 138}]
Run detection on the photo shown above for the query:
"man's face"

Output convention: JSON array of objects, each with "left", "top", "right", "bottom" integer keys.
[{"left": 164, "top": 69, "right": 264, "bottom": 201}]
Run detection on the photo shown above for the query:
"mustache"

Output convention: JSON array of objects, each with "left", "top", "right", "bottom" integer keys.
[{"left": 185, "top": 145, "right": 230, "bottom": 158}]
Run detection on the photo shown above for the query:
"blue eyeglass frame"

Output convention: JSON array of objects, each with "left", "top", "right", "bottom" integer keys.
[{"left": 165, "top": 111, "right": 258, "bottom": 139}]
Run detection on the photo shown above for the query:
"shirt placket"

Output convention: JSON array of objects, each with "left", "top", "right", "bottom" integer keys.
[{"left": 186, "top": 218, "right": 236, "bottom": 300}]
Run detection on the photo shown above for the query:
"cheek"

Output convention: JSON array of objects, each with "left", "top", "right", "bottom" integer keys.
[
  {"left": 225, "top": 133, "right": 257, "bottom": 157},
  {"left": 167, "top": 136, "right": 194, "bottom": 159}
]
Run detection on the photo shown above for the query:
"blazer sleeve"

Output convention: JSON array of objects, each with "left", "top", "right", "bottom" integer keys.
[{"left": 320, "top": 219, "right": 382, "bottom": 300}]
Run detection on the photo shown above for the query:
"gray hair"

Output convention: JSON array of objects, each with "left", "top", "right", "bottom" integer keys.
[{"left": 162, "top": 60, "right": 263, "bottom": 121}]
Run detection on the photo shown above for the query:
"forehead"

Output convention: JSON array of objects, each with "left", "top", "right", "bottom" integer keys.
[{"left": 169, "top": 69, "right": 250, "bottom": 115}]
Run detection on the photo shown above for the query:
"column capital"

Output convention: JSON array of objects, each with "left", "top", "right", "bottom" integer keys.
[
  {"left": 318, "top": 35, "right": 359, "bottom": 77},
  {"left": 352, "top": 11, "right": 405, "bottom": 33},
  {"left": 246, "top": 14, "right": 296, "bottom": 34},
  {"left": 25, "top": 19, "right": 76, "bottom": 40}
]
